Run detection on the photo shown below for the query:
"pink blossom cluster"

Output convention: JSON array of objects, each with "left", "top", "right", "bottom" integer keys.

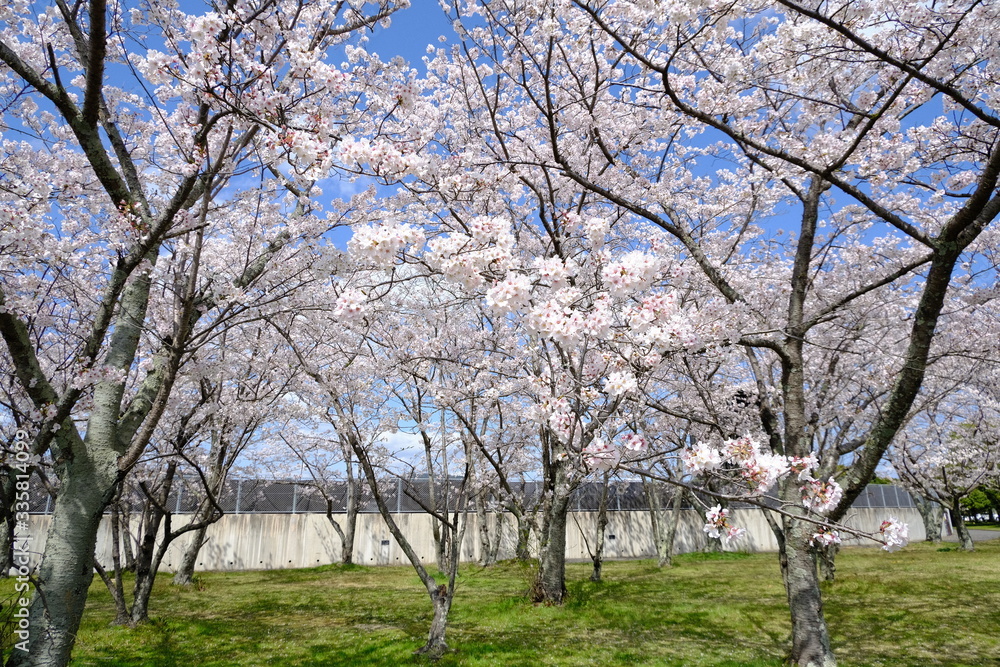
[
  {"left": 600, "top": 250, "right": 659, "bottom": 297},
  {"left": 583, "top": 438, "right": 620, "bottom": 471},
  {"left": 788, "top": 455, "right": 819, "bottom": 481},
  {"left": 69, "top": 364, "right": 129, "bottom": 391},
  {"left": 604, "top": 370, "right": 638, "bottom": 398},
  {"left": 721, "top": 436, "right": 789, "bottom": 496},
  {"left": 879, "top": 517, "right": 909, "bottom": 552},
  {"left": 681, "top": 441, "right": 723, "bottom": 472},
  {"left": 338, "top": 137, "right": 426, "bottom": 176},
  {"left": 485, "top": 274, "right": 533, "bottom": 312},
  {"left": 620, "top": 433, "right": 647, "bottom": 452},
  {"left": 333, "top": 289, "right": 367, "bottom": 323},
  {"left": 801, "top": 479, "right": 844, "bottom": 514},
  {"left": 810, "top": 527, "right": 842, "bottom": 547},
  {"left": 703, "top": 505, "right": 746, "bottom": 546},
  {"left": 391, "top": 81, "right": 419, "bottom": 110},
  {"left": 682, "top": 436, "right": 825, "bottom": 499},
  {"left": 525, "top": 298, "right": 586, "bottom": 346},
  {"left": 347, "top": 222, "right": 424, "bottom": 268},
  {"left": 426, "top": 220, "right": 515, "bottom": 289}
]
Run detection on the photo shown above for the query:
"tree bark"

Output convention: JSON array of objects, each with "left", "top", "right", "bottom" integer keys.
[
  {"left": 172, "top": 524, "right": 208, "bottom": 586},
  {"left": 415, "top": 586, "right": 453, "bottom": 660},
  {"left": 782, "top": 517, "right": 837, "bottom": 667},
  {"left": 950, "top": 501, "right": 974, "bottom": 551},
  {"left": 475, "top": 489, "right": 496, "bottom": 566},
  {"left": 913, "top": 495, "right": 944, "bottom": 543},
  {"left": 533, "top": 461, "right": 572, "bottom": 604},
  {"left": 645, "top": 481, "right": 683, "bottom": 567},
  {"left": 590, "top": 473, "right": 610, "bottom": 582},
  {"left": 817, "top": 543, "right": 839, "bottom": 583},
  {"left": 7, "top": 454, "right": 117, "bottom": 667}
]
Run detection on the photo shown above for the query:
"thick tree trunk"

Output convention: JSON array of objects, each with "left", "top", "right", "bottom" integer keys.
[
  {"left": 913, "top": 495, "right": 944, "bottom": 543},
  {"left": 8, "top": 455, "right": 116, "bottom": 667},
  {"left": 533, "top": 466, "right": 572, "bottom": 604},
  {"left": 515, "top": 512, "right": 532, "bottom": 561},
  {"left": 950, "top": 502, "right": 974, "bottom": 551},
  {"left": 782, "top": 517, "right": 836, "bottom": 667},
  {"left": 0, "top": 470, "right": 17, "bottom": 576}
]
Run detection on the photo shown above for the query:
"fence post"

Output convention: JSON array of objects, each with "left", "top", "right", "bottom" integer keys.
[
  {"left": 175, "top": 484, "right": 183, "bottom": 513},
  {"left": 235, "top": 479, "right": 243, "bottom": 515},
  {"left": 396, "top": 477, "right": 402, "bottom": 514},
  {"left": 291, "top": 483, "right": 298, "bottom": 514},
  {"left": 45, "top": 494, "right": 51, "bottom": 514}
]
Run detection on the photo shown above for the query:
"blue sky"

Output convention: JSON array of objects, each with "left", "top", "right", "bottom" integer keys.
[{"left": 366, "top": 2, "right": 455, "bottom": 71}]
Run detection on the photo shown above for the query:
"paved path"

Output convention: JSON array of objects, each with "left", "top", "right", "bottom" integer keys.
[{"left": 942, "top": 528, "right": 1000, "bottom": 543}]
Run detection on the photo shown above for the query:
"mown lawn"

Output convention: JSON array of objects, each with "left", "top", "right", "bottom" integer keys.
[{"left": 4, "top": 541, "right": 998, "bottom": 666}]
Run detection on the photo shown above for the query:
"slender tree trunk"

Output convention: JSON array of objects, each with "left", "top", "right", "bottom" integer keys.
[
  {"left": 475, "top": 489, "right": 495, "bottom": 566},
  {"left": 660, "top": 487, "right": 684, "bottom": 567},
  {"left": 515, "top": 511, "right": 532, "bottom": 561},
  {"left": 109, "top": 503, "right": 129, "bottom": 624},
  {"left": 950, "top": 501, "right": 974, "bottom": 551},
  {"left": 488, "top": 509, "right": 504, "bottom": 564},
  {"left": 645, "top": 481, "right": 683, "bottom": 567},
  {"left": 913, "top": 495, "right": 944, "bottom": 543},
  {"left": 416, "top": 585, "right": 454, "bottom": 659},
  {"left": 340, "top": 480, "right": 358, "bottom": 565},
  {"left": 590, "top": 473, "right": 609, "bottom": 582},
  {"left": 173, "top": 523, "right": 208, "bottom": 586}
]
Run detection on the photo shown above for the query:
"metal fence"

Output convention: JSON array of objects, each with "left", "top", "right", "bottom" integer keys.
[{"left": 24, "top": 478, "right": 915, "bottom": 514}]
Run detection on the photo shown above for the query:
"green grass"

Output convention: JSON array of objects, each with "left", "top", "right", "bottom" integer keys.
[
  {"left": 4, "top": 541, "right": 999, "bottom": 666},
  {"left": 967, "top": 522, "right": 1000, "bottom": 531}
]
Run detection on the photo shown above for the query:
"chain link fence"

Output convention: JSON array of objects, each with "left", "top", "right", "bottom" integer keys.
[{"left": 23, "top": 478, "right": 915, "bottom": 514}]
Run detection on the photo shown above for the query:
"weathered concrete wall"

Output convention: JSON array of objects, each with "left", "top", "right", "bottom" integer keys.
[{"left": 21, "top": 507, "right": 924, "bottom": 572}]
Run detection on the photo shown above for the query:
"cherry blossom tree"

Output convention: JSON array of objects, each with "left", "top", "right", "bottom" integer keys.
[
  {"left": 892, "top": 377, "right": 1000, "bottom": 551},
  {"left": 415, "top": 1, "right": 1000, "bottom": 665},
  {"left": 0, "top": 1, "right": 412, "bottom": 664}
]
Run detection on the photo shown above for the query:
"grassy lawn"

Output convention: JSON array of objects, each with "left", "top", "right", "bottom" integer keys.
[
  {"left": 3, "top": 541, "right": 998, "bottom": 666},
  {"left": 967, "top": 522, "right": 1000, "bottom": 531}
]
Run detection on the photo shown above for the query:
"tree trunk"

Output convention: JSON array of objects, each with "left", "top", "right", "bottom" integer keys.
[
  {"left": 817, "top": 543, "right": 839, "bottom": 583},
  {"left": 659, "top": 487, "right": 684, "bottom": 568},
  {"left": 515, "top": 511, "right": 532, "bottom": 561},
  {"left": 475, "top": 490, "right": 495, "bottom": 567},
  {"left": 590, "top": 473, "right": 609, "bottom": 582},
  {"left": 488, "top": 510, "right": 504, "bottom": 564},
  {"left": 533, "top": 464, "right": 572, "bottom": 604},
  {"left": 0, "top": 470, "right": 17, "bottom": 576},
  {"left": 645, "top": 481, "right": 683, "bottom": 567},
  {"left": 913, "top": 495, "right": 944, "bottom": 543},
  {"left": 415, "top": 586, "right": 453, "bottom": 659},
  {"left": 172, "top": 524, "right": 208, "bottom": 586},
  {"left": 781, "top": 516, "right": 836, "bottom": 667},
  {"left": 7, "top": 455, "right": 116, "bottom": 667},
  {"left": 950, "top": 501, "right": 974, "bottom": 551}
]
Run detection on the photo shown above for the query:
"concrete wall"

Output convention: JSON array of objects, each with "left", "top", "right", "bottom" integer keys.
[{"left": 21, "top": 507, "right": 923, "bottom": 572}]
